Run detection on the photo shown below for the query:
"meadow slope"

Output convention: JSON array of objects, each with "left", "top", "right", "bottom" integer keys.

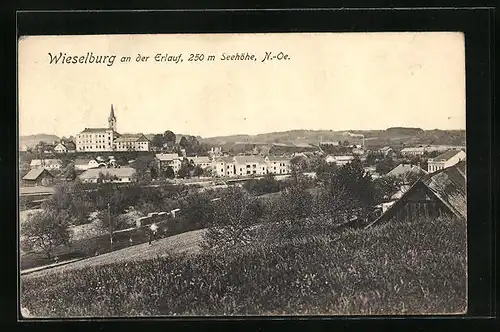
[{"left": 21, "top": 216, "right": 467, "bottom": 317}]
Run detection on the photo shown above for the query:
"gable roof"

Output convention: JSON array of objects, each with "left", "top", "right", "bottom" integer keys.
[
  {"left": 431, "top": 149, "right": 464, "bottom": 162},
  {"left": 267, "top": 156, "right": 291, "bottom": 162},
  {"left": 80, "top": 127, "right": 113, "bottom": 133},
  {"left": 234, "top": 156, "right": 266, "bottom": 164},
  {"left": 30, "top": 159, "right": 62, "bottom": 166},
  {"left": 79, "top": 167, "right": 136, "bottom": 180},
  {"left": 74, "top": 158, "right": 95, "bottom": 166},
  {"left": 155, "top": 153, "right": 180, "bottom": 161},
  {"left": 188, "top": 156, "right": 211, "bottom": 163},
  {"left": 387, "top": 164, "right": 426, "bottom": 177},
  {"left": 115, "top": 133, "right": 150, "bottom": 142},
  {"left": 216, "top": 156, "right": 236, "bottom": 163},
  {"left": 368, "top": 163, "right": 466, "bottom": 227},
  {"left": 23, "top": 168, "right": 54, "bottom": 180}
]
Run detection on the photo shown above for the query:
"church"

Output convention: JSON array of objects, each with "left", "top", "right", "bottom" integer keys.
[{"left": 75, "top": 105, "right": 150, "bottom": 152}]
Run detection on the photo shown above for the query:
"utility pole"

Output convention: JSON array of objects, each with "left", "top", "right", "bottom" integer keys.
[{"left": 108, "top": 202, "right": 113, "bottom": 250}]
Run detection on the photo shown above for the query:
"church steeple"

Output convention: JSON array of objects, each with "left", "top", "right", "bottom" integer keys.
[{"left": 108, "top": 104, "right": 117, "bottom": 131}]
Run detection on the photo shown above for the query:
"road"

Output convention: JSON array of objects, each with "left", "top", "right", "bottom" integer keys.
[{"left": 21, "top": 228, "right": 207, "bottom": 279}]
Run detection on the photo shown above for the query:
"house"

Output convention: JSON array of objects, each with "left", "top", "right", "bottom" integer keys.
[
  {"left": 427, "top": 150, "right": 466, "bottom": 173},
  {"left": 54, "top": 143, "right": 67, "bottom": 153},
  {"left": 187, "top": 156, "right": 212, "bottom": 169},
  {"left": 400, "top": 147, "right": 425, "bottom": 156},
  {"left": 22, "top": 168, "right": 54, "bottom": 187},
  {"left": 325, "top": 155, "right": 355, "bottom": 166},
  {"left": 378, "top": 146, "right": 394, "bottom": 156},
  {"left": 265, "top": 156, "right": 292, "bottom": 175},
  {"left": 368, "top": 161, "right": 466, "bottom": 227},
  {"left": 114, "top": 133, "right": 151, "bottom": 151},
  {"left": 352, "top": 147, "right": 365, "bottom": 155},
  {"left": 386, "top": 164, "right": 427, "bottom": 183},
  {"left": 78, "top": 167, "right": 137, "bottom": 183},
  {"left": 320, "top": 141, "right": 340, "bottom": 147},
  {"left": 155, "top": 153, "right": 182, "bottom": 174},
  {"left": 74, "top": 158, "right": 102, "bottom": 171},
  {"left": 214, "top": 156, "right": 237, "bottom": 177},
  {"left": 234, "top": 156, "right": 267, "bottom": 176},
  {"left": 29, "top": 159, "right": 62, "bottom": 170}
]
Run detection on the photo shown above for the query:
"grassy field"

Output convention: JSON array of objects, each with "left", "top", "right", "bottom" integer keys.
[{"left": 20, "top": 215, "right": 466, "bottom": 317}]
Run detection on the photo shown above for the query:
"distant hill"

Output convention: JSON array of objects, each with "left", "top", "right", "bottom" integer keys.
[
  {"left": 200, "top": 128, "right": 465, "bottom": 149},
  {"left": 19, "top": 134, "right": 60, "bottom": 149}
]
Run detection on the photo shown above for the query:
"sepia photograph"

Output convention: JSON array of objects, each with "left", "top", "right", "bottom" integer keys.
[{"left": 18, "top": 32, "right": 467, "bottom": 317}]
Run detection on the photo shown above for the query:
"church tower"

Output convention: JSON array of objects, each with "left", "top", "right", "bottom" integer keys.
[{"left": 108, "top": 104, "right": 117, "bottom": 131}]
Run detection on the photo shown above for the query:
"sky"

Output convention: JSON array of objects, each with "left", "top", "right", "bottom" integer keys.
[{"left": 18, "top": 32, "right": 466, "bottom": 138}]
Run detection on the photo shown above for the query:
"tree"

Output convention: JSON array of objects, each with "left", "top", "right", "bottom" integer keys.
[
  {"left": 178, "top": 191, "right": 215, "bottom": 230},
  {"left": 179, "top": 136, "right": 188, "bottom": 149},
  {"left": 163, "top": 166, "right": 175, "bottom": 179},
  {"left": 318, "top": 159, "right": 376, "bottom": 220},
  {"left": 177, "top": 158, "right": 194, "bottom": 178},
  {"left": 61, "top": 162, "right": 77, "bottom": 181},
  {"left": 202, "top": 167, "right": 215, "bottom": 178},
  {"left": 375, "top": 157, "right": 396, "bottom": 175},
  {"left": 372, "top": 175, "right": 400, "bottom": 202},
  {"left": 20, "top": 209, "right": 71, "bottom": 260},
  {"left": 192, "top": 165, "right": 204, "bottom": 177},
  {"left": 163, "top": 130, "right": 176, "bottom": 148},
  {"left": 202, "top": 187, "right": 261, "bottom": 251},
  {"left": 151, "top": 134, "right": 165, "bottom": 149},
  {"left": 275, "top": 181, "right": 313, "bottom": 222},
  {"left": 132, "top": 155, "right": 155, "bottom": 184}
]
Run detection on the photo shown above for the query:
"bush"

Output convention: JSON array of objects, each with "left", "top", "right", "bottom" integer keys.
[{"left": 21, "top": 215, "right": 467, "bottom": 316}]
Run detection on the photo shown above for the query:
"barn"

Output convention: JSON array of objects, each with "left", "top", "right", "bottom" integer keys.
[
  {"left": 22, "top": 168, "right": 54, "bottom": 187},
  {"left": 367, "top": 160, "right": 466, "bottom": 227}
]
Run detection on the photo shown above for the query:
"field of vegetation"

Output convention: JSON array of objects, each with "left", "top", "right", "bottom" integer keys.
[{"left": 20, "top": 214, "right": 466, "bottom": 316}]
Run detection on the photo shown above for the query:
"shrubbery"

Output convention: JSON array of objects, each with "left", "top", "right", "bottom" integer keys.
[{"left": 21, "top": 215, "right": 467, "bottom": 316}]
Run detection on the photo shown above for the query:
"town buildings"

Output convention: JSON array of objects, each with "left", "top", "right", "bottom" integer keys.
[
  {"left": 75, "top": 105, "right": 151, "bottom": 152},
  {"left": 54, "top": 141, "right": 76, "bottom": 153},
  {"left": 427, "top": 150, "right": 466, "bottom": 173},
  {"left": 234, "top": 156, "right": 268, "bottom": 176},
  {"left": 387, "top": 164, "right": 427, "bottom": 181}
]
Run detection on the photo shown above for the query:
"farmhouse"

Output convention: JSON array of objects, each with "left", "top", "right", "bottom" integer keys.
[
  {"left": 378, "top": 146, "right": 394, "bottom": 156},
  {"left": 368, "top": 161, "right": 466, "bottom": 227},
  {"left": 114, "top": 134, "right": 151, "bottom": 152},
  {"left": 29, "top": 159, "right": 62, "bottom": 170},
  {"left": 74, "top": 158, "right": 103, "bottom": 171},
  {"left": 78, "top": 167, "right": 137, "bottom": 183},
  {"left": 400, "top": 147, "right": 425, "bottom": 156},
  {"left": 22, "top": 168, "right": 54, "bottom": 187},
  {"left": 427, "top": 150, "right": 466, "bottom": 173}
]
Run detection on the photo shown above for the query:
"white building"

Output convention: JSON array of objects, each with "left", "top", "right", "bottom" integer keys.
[
  {"left": 155, "top": 153, "right": 183, "bottom": 174},
  {"left": 29, "top": 159, "right": 63, "bottom": 170},
  {"left": 74, "top": 158, "right": 103, "bottom": 171},
  {"left": 234, "top": 156, "right": 267, "bottom": 176},
  {"left": 325, "top": 155, "right": 355, "bottom": 166},
  {"left": 54, "top": 143, "right": 67, "bottom": 153},
  {"left": 427, "top": 150, "right": 466, "bottom": 173},
  {"left": 114, "top": 134, "right": 151, "bottom": 151},
  {"left": 400, "top": 147, "right": 426, "bottom": 156},
  {"left": 265, "top": 156, "right": 291, "bottom": 175},
  {"left": 78, "top": 167, "right": 136, "bottom": 183},
  {"left": 214, "top": 156, "right": 237, "bottom": 177}
]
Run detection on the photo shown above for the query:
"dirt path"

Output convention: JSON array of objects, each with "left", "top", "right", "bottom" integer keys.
[{"left": 22, "top": 228, "right": 207, "bottom": 279}]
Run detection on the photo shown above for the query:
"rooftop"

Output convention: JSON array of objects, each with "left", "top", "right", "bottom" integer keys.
[
  {"left": 23, "top": 168, "right": 54, "bottom": 181},
  {"left": 234, "top": 156, "right": 266, "bottom": 164},
  {"left": 387, "top": 164, "right": 426, "bottom": 177},
  {"left": 80, "top": 128, "right": 114, "bottom": 133},
  {"left": 79, "top": 167, "right": 136, "bottom": 180},
  {"left": 431, "top": 150, "right": 465, "bottom": 162},
  {"left": 155, "top": 153, "right": 180, "bottom": 161}
]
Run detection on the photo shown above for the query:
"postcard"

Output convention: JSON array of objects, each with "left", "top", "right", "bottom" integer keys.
[{"left": 18, "top": 32, "right": 466, "bottom": 317}]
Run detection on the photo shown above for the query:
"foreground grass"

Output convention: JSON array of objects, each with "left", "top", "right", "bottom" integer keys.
[{"left": 20, "top": 216, "right": 466, "bottom": 316}]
